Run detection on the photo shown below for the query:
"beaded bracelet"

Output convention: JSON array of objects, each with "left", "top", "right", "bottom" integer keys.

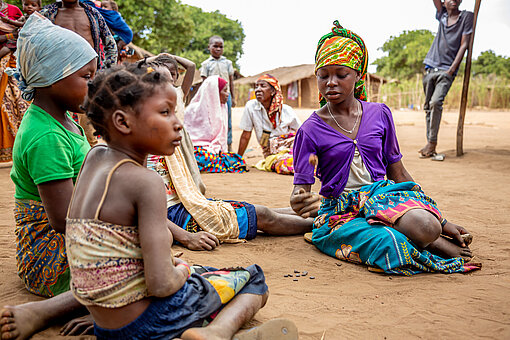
[
  {"left": 440, "top": 218, "right": 448, "bottom": 227},
  {"left": 6, "top": 33, "right": 14, "bottom": 40},
  {"left": 176, "top": 263, "right": 191, "bottom": 278}
]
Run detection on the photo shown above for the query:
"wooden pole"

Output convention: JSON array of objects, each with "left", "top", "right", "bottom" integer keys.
[{"left": 456, "top": 0, "right": 481, "bottom": 156}]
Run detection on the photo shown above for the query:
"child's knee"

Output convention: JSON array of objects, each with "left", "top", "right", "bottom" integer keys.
[
  {"left": 414, "top": 212, "right": 441, "bottom": 247},
  {"left": 261, "top": 290, "right": 269, "bottom": 308}
]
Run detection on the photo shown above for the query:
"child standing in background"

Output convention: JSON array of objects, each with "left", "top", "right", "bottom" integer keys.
[{"left": 200, "top": 35, "right": 235, "bottom": 152}]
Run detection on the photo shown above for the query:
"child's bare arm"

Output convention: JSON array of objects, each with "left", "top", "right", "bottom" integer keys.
[
  {"left": 137, "top": 170, "right": 188, "bottom": 297},
  {"left": 37, "top": 179, "right": 75, "bottom": 233},
  {"left": 166, "top": 220, "right": 220, "bottom": 251},
  {"left": 173, "top": 55, "right": 195, "bottom": 98},
  {"left": 0, "top": 15, "right": 24, "bottom": 27},
  {"left": 432, "top": 0, "right": 443, "bottom": 13},
  {"left": 229, "top": 74, "right": 236, "bottom": 106}
]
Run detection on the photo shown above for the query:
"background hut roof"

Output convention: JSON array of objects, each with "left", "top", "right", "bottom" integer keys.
[
  {"left": 234, "top": 64, "right": 387, "bottom": 86},
  {"left": 234, "top": 64, "right": 315, "bottom": 86}
]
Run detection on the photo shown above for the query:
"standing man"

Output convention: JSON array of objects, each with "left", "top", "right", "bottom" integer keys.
[{"left": 420, "top": 0, "right": 473, "bottom": 159}]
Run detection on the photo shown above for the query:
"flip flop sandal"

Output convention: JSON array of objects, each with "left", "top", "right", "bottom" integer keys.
[
  {"left": 462, "top": 233, "right": 473, "bottom": 246},
  {"left": 232, "top": 318, "right": 298, "bottom": 340},
  {"left": 431, "top": 153, "right": 445, "bottom": 161},
  {"left": 419, "top": 151, "right": 437, "bottom": 159},
  {"left": 304, "top": 232, "right": 313, "bottom": 243}
]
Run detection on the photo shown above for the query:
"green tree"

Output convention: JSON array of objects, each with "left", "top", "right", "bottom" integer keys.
[
  {"left": 472, "top": 50, "right": 510, "bottom": 78},
  {"left": 5, "top": 0, "right": 246, "bottom": 70},
  {"left": 179, "top": 5, "right": 245, "bottom": 70},
  {"left": 373, "top": 29, "right": 435, "bottom": 79},
  {"left": 118, "top": 1, "right": 245, "bottom": 69}
]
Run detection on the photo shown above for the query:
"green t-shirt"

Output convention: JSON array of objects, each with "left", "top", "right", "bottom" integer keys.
[{"left": 10, "top": 104, "right": 90, "bottom": 201}]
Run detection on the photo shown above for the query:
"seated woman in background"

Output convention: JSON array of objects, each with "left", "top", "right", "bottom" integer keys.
[
  {"left": 185, "top": 75, "right": 246, "bottom": 173},
  {"left": 290, "top": 21, "right": 480, "bottom": 276},
  {"left": 238, "top": 74, "right": 301, "bottom": 175}
]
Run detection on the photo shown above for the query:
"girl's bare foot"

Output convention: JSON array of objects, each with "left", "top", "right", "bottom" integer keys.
[
  {"left": 0, "top": 304, "right": 45, "bottom": 340},
  {"left": 180, "top": 319, "right": 298, "bottom": 340},
  {"left": 427, "top": 236, "right": 472, "bottom": 261},
  {"left": 419, "top": 142, "right": 437, "bottom": 158},
  {"left": 180, "top": 326, "right": 228, "bottom": 340}
]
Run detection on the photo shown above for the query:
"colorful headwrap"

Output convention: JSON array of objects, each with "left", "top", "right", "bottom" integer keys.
[
  {"left": 315, "top": 20, "right": 368, "bottom": 106},
  {"left": 257, "top": 74, "right": 283, "bottom": 129}
]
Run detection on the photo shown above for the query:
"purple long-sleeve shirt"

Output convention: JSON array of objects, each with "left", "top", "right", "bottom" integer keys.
[{"left": 293, "top": 101, "right": 402, "bottom": 198}]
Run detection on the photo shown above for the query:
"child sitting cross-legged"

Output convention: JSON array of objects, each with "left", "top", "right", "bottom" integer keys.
[{"left": 66, "top": 62, "right": 297, "bottom": 339}]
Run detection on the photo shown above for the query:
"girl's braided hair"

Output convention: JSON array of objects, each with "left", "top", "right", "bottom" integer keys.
[
  {"left": 154, "top": 54, "right": 179, "bottom": 79},
  {"left": 82, "top": 61, "right": 171, "bottom": 141}
]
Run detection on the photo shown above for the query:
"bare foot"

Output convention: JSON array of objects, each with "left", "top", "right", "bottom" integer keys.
[
  {"left": 0, "top": 304, "right": 46, "bottom": 340},
  {"left": 427, "top": 236, "right": 472, "bottom": 261},
  {"left": 180, "top": 326, "right": 228, "bottom": 340},
  {"left": 59, "top": 314, "right": 94, "bottom": 336},
  {"left": 419, "top": 142, "right": 437, "bottom": 157}
]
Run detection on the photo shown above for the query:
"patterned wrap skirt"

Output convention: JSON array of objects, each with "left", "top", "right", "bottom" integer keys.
[
  {"left": 14, "top": 199, "right": 70, "bottom": 297},
  {"left": 312, "top": 180, "right": 481, "bottom": 275},
  {"left": 193, "top": 146, "right": 246, "bottom": 173}
]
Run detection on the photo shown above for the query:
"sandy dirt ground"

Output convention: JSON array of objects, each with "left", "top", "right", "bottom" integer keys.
[{"left": 0, "top": 107, "right": 509, "bottom": 339}]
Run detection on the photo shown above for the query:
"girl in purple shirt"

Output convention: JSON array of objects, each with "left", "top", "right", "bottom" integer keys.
[{"left": 290, "top": 21, "right": 479, "bottom": 275}]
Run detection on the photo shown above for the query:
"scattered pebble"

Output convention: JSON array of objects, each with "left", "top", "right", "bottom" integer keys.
[
  {"left": 293, "top": 279, "right": 298, "bottom": 282},
  {"left": 294, "top": 270, "right": 300, "bottom": 273},
  {"left": 335, "top": 263, "right": 342, "bottom": 267},
  {"left": 288, "top": 274, "right": 293, "bottom": 277},
  {"left": 284, "top": 275, "right": 288, "bottom": 278},
  {"left": 388, "top": 276, "right": 393, "bottom": 280},
  {"left": 301, "top": 271, "right": 308, "bottom": 276},
  {"left": 295, "top": 274, "right": 301, "bottom": 277},
  {"left": 375, "top": 295, "right": 379, "bottom": 298},
  {"left": 381, "top": 302, "right": 384, "bottom": 304},
  {"left": 310, "top": 276, "right": 315, "bottom": 279}
]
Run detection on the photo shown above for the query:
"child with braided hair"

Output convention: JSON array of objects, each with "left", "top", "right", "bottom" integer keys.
[{"left": 64, "top": 62, "right": 296, "bottom": 339}]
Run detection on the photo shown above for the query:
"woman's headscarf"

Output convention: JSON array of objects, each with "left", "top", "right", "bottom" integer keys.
[
  {"left": 257, "top": 74, "right": 283, "bottom": 129},
  {"left": 6, "top": 14, "right": 97, "bottom": 101},
  {"left": 185, "top": 75, "right": 228, "bottom": 153},
  {"left": 315, "top": 20, "right": 368, "bottom": 106}
]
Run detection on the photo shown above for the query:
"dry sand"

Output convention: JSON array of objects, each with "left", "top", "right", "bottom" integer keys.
[{"left": 0, "top": 107, "right": 509, "bottom": 339}]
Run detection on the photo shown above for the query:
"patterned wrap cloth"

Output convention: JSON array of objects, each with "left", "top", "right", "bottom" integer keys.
[
  {"left": 14, "top": 200, "right": 70, "bottom": 297},
  {"left": 312, "top": 180, "right": 481, "bottom": 275},
  {"left": 257, "top": 74, "right": 283, "bottom": 129},
  {"left": 315, "top": 20, "right": 368, "bottom": 106},
  {"left": 254, "top": 133, "right": 295, "bottom": 175},
  {"left": 0, "top": 54, "right": 29, "bottom": 162}
]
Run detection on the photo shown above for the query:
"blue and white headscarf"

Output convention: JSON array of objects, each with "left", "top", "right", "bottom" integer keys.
[{"left": 6, "top": 13, "right": 97, "bottom": 101}]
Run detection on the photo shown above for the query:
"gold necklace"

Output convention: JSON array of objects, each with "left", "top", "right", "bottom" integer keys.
[{"left": 327, "top": 102, "right": 361, "bottom": 134}]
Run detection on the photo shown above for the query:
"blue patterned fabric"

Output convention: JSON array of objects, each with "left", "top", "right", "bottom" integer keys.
[
  {"left": 94, "top": 264, "right": 267, "bottom": 340},
  {"left": 312, "top": 180, "right": 477, "bottom": 275}
]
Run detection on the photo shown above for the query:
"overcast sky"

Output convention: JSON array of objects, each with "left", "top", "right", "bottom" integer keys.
[{"left": 180, "top": 0, "right": 510, "bottom": 76}]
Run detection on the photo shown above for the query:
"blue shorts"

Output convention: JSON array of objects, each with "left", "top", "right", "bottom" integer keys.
[
  {"left": 94, "top": 264, "right": 267, "bottom": 340},
  {"left": 167, "top": 200, "right": 258, "bottom": 240}
]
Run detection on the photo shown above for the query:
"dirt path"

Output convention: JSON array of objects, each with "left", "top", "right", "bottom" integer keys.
[{"left": 0, "top": 108, "right": 509, "bottom": 339}]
